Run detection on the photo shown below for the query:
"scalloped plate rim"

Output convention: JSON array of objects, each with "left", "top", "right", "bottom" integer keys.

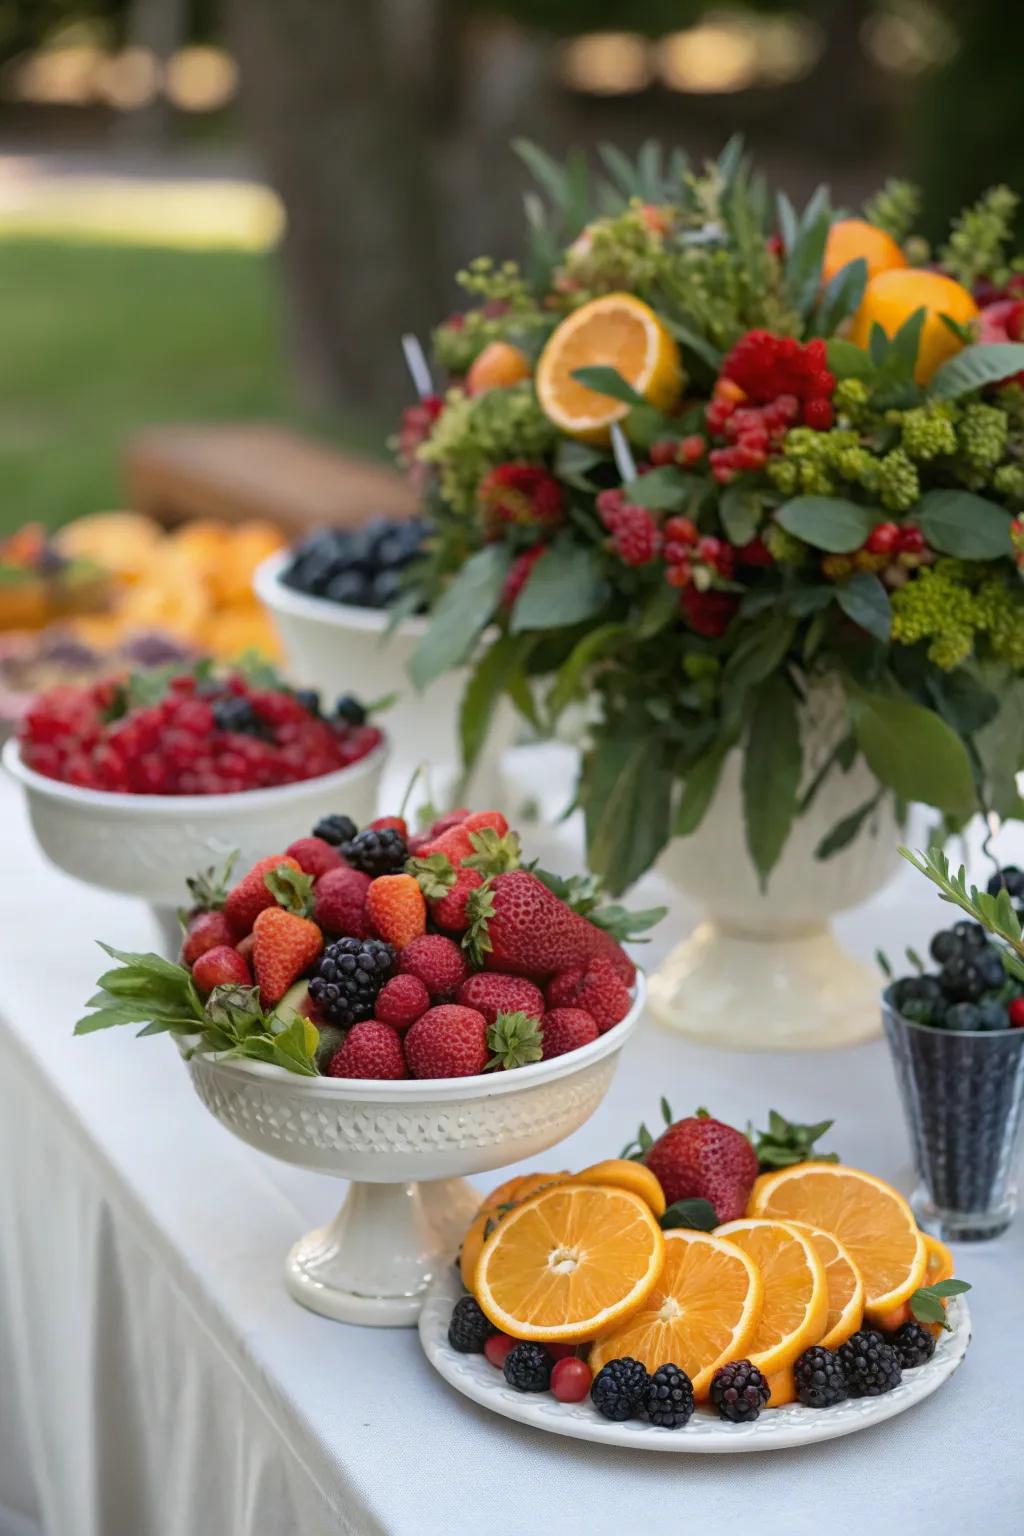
[{"left": 419, "top": 1266, "right": 971, "bottom": 1454}]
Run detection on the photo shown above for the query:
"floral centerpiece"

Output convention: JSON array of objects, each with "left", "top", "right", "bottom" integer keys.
[{"left": 395, "top": 141, "right": 1024, "bottom": 905}]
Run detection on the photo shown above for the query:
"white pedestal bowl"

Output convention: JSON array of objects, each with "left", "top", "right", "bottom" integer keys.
[
  {"left": 650, "top": 700, "right": 900, "bottom": 1052},
  {"left": 254, "top": 551, "right": 516, "bottom": 805},
  {"left": 181, "top": 976, "right": 645, "bottom": 1327},
  {"left": 3, "top": 734, "right": 387, "bottom": 953}
]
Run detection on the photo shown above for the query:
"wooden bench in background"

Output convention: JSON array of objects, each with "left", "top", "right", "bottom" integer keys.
[{"left": 124, "top": 424, "right": 418, "bottom": 536}]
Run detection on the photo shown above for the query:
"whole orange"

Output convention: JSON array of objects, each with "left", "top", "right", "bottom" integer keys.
[
  {"left": 850, "top": 268, "right": 979, "bottom": 383},
  {"left": 466, "top": 340, "right": 531, "bottom": 394},
  {"left": 822, "top": 218, "right": 906, "bottom": 286}
]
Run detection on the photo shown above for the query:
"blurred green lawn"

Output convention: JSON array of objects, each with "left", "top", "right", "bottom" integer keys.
[{"left": 0, "top": 236, "right": 380, "bottom": 535}]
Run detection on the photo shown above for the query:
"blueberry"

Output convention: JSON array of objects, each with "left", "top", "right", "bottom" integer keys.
[
  {"left": 939, "top": 955, "right": 985, "bottom": 1002},
  {"left": 293, "top": 688, "right": 321, "bottom": 717},
  {"left": 987, "top": 865, "right": 1024, "bottom": 899},
  {"left": 929, "top": 929, "right": 961, "bottom": 964},
  {"left": 326, "top": 570, "right": 371, "bottom": 606},
  {"left": 893, "top": 975, "right": 942, "bottom": 1007},
  {"left": 900, "top": 997, "right": 938, "bottom": 1025},
  {"left": 976, "top": 999, "right": 1009, "bottom": 1031},
  {"left": 945, "top": 1002, "right": 983, "bottom": 1031},
  {"left": 369, "top": 568, "right": 403, "bottom": 606},
  {"left": 952, "top": 920, "right": 987, "bottom": 950},
  {"left": 334, "top": 693, "right": 367, "bottom": 726},
  {"left": 975, "top": 947, "right": 1007, "bottom": 990}
]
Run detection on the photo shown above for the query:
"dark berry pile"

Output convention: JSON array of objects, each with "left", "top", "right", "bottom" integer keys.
[
  {"left": 343, "top": 826, "right": 409, "bottom": 875},
  {"left": 838, "top": 1330, "right": 903, "bottom": 1397},
  {"left": 890, "top": 884, "right": 1024, "bottom": 1033},
  {"left": 503, "top": 1342, "right": 552, "bottom": 1392},
  {"left": 645, "top": 1364, "right": 694, "bottom": 1428},
  {"left": 309, "top": 937, "right": 396, "bottom": 1025},
  {"left": 886, "top": 1321, "right": 936, "bottom": 1370},
  {"left": 793, "top": 1345, "right": 848, "bottom": 1408},
  {"left": 280, "top": 519, "right": 429, "bottom": 610},
  {"left": 709, "top": 1359, "right": 771, "bottom": 1422},
  {"left": 590, "top": 1357, "right": 651, "bottom": 1421},
  {"left": 20, "top": 672, "right": 382, "bottom": 794}
]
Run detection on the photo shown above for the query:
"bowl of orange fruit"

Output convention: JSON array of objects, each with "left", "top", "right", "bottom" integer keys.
[{"left": 420, "top": 1106, "right": 970, "bottom": 1451}]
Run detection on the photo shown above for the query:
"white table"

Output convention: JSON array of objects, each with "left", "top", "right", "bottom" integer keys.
[{"left": 1, "top": 778, "right": 1020, "bottom": 1536}]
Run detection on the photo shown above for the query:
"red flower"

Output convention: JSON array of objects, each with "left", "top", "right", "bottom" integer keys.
[{"left": 478, "top": 462, "right": 563, "bottom": 535}]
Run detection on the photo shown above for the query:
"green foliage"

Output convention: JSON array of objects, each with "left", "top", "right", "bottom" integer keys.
[
  {"left": 847, "top": 688, "right": 976, "bottom": 817},
  {"left": 863, "top": 180, "right": 921, "bottom": 244},
  {"left": 900, "top": 845, "right": 1024, "bottom": 984},
  {"left": 753, "top": 1111, "right": 839, "bottom": 1170},
  {"left": 940, "top": 185, "right": 1020, "bottom": 290}
]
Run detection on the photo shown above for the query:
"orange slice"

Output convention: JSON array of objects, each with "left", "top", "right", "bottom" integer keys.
[
  {"left": 784, "top": 1221, "right": 864, "bottom": 1350},
  {"left": 474, "top": 1181, "right": 665, "bottom": 1342},
  {"left": 750, "top": 1164, "right": 927, "bottom": 1324},
  {"left": 715, "top": 1218, "right": 828, "bottom": 1375},
  {"left": 458, "top": 1171, "right": 565, "bottom": 1292},
  {"left": 535, "top": 293, "right": 683, "bottom": 443},
  {"left": 874, "top": 1232, "right": 954, "bottom": 1332},
  {"left": 588, "top": 1228, "right": 763, "bottom": 1399},
  {"left": 573, "top": 1159, "right": 666, "bottom": 1217}
]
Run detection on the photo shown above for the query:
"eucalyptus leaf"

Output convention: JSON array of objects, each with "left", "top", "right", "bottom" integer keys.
[
  {"left": 916, "top": 489, "right": 1012, "bottom": 559},
  {"left": 569, "top": 364, "right": 644, "bottom": 407},
  {"left": 674, "top": 747, "right": 727, "bottom": 836},
  {"left": 742, "top": 675, "right": 802, "bottom": 886},
  {"left": 459, "top": 633, "right": 535, "bottom": 777},
  {"left": 584, "top": 733, "right": 673, "bottom": 894},
  {"left": 815, "top": 793, "right": 881, "bottom": 860},
  {"left": 775, "top": 497, "right": 876, "bottom": 553},
  {"left": 623, "top": 466, "right": 691, "bottom": 511},
  {"left": 816, "top": 257, "right": 868, "bottom": 336},
  {"left": 511, "top": 537, "right": 609, "bottom": 632},
  {"left": 929, "top": 342, "right": 1024, "bottom": 400},
  {"left": 408, "top": 545, "right": 510, "bottom": 691},
  {"left": 846, "top": 685, "right": 976, "bottom": 816},
  {"left": 719, "top": 482, "right": 760, "bottom": 546},
  {"left": 547, "top": 622, "right": 624, "bottom": 718},
  {"left": 835, "top": 571, "right": 891, "bottom": 641}
]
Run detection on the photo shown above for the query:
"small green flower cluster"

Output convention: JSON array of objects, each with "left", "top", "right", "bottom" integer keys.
[
  {"left": 416, "top": 383, "right": 556, "bottom": 515},
  {"left": 957, "top": 402, "right": 1010, "bottom": 479},
  {"left": 556, "top": 204, "right": 671, "bottom": 300},
  {"left": 660, "top": 244, "right": 797, "bottom": 353},
  {"left": 863, "top": 179, "right": 921, "bottom": 244},
  {"left": 890, "top": 558, "right": 1024, "bottom": 669},
  {"left": 432, "top": 258, "right": 546, "bottom": 373},
  {"left": 766, "top": 427, "right": 921, "bottom": 510},
  {"left": 940, "top": 185, "right": 1020, "bottom": 291},
  {"left": 899, "top": 403, "right": 958, "bottom": 460}
]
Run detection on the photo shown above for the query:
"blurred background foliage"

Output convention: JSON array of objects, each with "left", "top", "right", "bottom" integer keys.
[{"left": 0, "top": 0, "right": 1021, "bottom": 530}]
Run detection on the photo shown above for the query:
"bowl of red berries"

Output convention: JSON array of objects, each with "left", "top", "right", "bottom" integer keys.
[
  {"left": 76, "top": 805, "right": 660, "bottom": 1327},
  {"left": 3, "top": 665, "right": 387, "bottom": 944}
]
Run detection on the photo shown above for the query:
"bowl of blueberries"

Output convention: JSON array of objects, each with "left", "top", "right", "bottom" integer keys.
[
  {"left": 883, "top": 860, "right": 1024, "bottom": 1243},
  {"left": 255, "top": 522, "right": 516, "bottom": 799}
]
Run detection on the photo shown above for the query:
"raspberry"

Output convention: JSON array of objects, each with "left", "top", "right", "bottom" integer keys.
[
  {"left": 803, "top": 397, "right": 834, "bottom": 431},
  {"left": 609, "top": 505, "right": 661, "bottom": 566}
]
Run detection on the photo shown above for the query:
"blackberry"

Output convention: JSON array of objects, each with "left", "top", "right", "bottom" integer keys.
[
  {"left": 645, "top": 1363, "right": 694, "bottom": 1428},
  {"left": 939, "top": 955, "right": 984, "bottom": 1003},
  {"left": 793, "top": 1346, "right": 848, "bottom": 1408},
  {"left": 988, "top": 864, "right": 1024, "bottom": 899},
  {"left": 308, "top": 937, "right": 395, "bottom": 1025},
  {"left": 312, "top": 813, "right": 358, "bottom": 846},
  {"left": 293, "top": 688, "right": 321, "bottom": 717},
  {"left": 838, "top": 1330, "right": 902, "bottom": 1396},
  {"left": 343, "top": 826, "right": 408, "bottom": 875},
  {"left": 590, "top": 1357, "right": 650, "bottom": 1421},
  {"left": 887, "top": 1321, "right": 936, "bottom": 1369},
  {"left": 503, "top": 1342, "right": 551, "bottom": 1392},
  {"left": 334, "top": 693, "right": 367, "bottom": 726},
  {"left": 447, "top": 1295, "right": 495, "bottom": 1354},
  {"left": 709, "top": 1360, "right": 771, "bottom": 1423}
]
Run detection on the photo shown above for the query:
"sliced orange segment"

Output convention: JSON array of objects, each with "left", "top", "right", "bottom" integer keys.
[
  {"left": 765, "top": 1364, "right": 796, "bottom": 1407},
  {"left": 574, "top": 1159, "right": 666, "bottom": 1217},
  {"left": 784, "top": 1221, "right": 864, "bottom": 1350},
  {"left": 874, "top": 1232, "right": 955, "bottom": 1333},
  {"left": 588, "top": 1228, "right": 763, "bottom": 1399},
  {"left": 458, "top": 1171, "right": 565, "bottom": 1292},
  {"left": 715, "top": 1218, "right": 828, "bottom": 1375},
  {"left": 535, "top": 293, "right": 683, "bottom": 444},
  {"left": 750, "top": 1164, "right": 927, "bottom": 1323},
  {"left": 475, "top": 1182, "right": 665, "bottom": 1342}
]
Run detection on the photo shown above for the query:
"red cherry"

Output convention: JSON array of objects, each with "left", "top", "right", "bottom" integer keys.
[
  {"left": 898, "top": 524, "right": 926, "bottom": 556},
  {"left": 483, "top": 1333, "right": 517, "bottom": 1370},
  {"left": 866, "top": 522, "right": 900, "bottom": 556},
  {"left": 1008, "top": 998, "right": 1024, "bottom": 1029},
  {"left": 551, "top": 1358, "right": 593, "bottom": 1403}
]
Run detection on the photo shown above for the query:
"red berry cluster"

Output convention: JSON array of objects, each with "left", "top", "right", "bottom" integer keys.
[
  {"left": 649, "top": 435, "right": 706, "bottom": 469},
  {"left": 395, "top": 393, "right": 443, "bottom": 469},
  {"left": 663, "top": 517, "right": 734, "bottom": 590},
  {"left": 479, "top": 462, "right": 564, "bottom": 536},
  {"left": 21, "top": 673, "right": 381, "bottom": 795},
  {"left": 706, "top": 331, "right": 836, "bottom": 483},
  {"left": 596, "top": 488, "right": 662, "bottom": 566},
  {"left": 865, "top": 522, "right": 925, "bottom": 558}
]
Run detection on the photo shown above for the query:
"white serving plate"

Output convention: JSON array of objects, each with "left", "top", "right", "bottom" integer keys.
[
  {"left": 420, "top": 1270, "right": 970, "bottom": 1453},
  {"left": 181, "top": 975, "right": 645, "bottom": 1327}
]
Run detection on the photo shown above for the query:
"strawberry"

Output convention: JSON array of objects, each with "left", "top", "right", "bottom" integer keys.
[
  {"left": 404, "top": 1005, "right": 489, "bottom": 1079},
  {"left": 640, "top": 1109, "right": 760, "bottom": 1224},
  {"left": 251, "top": 906, "right": 322, "bottom": 1007},
  {"left": 418, "top": 824, "right": 474, "bottom": 865},
  {"left": 428, "top": 808, "right": 469, "bottom": 837},
  {"left": 540, "top": 1007, "right": 598, "bottom": 1059},
  {"left": 224, "top": 855, "right": 303, "bottom": 938},
  {"left": 545, "top": 956, "right": 632, "bottom": 1033},
  {"left": 457, "top": 971, "right": 544, "bottom": 1026},
  {"left": 374, "top": 973, "right": 430, "bottom": 1031},
  {"left": 327, "top": 1021, "right": 407, "bottom": 1079},
  {"left": 399, "top": 934, "right": 468, "bottom": 998},
  {"left": 407, "top": 851, "right": 482, "bottom": 933},
  {"left": 365, "top": 873, "right": 426, "bottom": 949},
  {"left": 461, "top": 810, "right": 508, "bottom": 837},
  {"left": 369, "top": 815, "right": 409, "bottom": 838},
  {"left": 235, "top": 932, "right": 256, "bottom": 965},
  {"left": 464, "top": 870, "right": 634, "bottom": 982},
  {"left": 313, "top": 867, "right": 372, "bottom": 937},
  {"left": 285, "top": 835, "right": 344, "bottom": 879},
  {"left": 192, "top": 944, "right": 252, "bottom": 995},
  {"left": 181, "top": 909, "right": 233, "bottom": 966}
]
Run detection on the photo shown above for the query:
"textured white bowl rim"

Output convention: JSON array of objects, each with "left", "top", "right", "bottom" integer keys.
[
  {"left": 255, "top": 548, "right": 431, "bottom": 637},
  {"left": 182, "top": 972, "right": 645, "bottom": 1102},
  {"left": 420, "top": 1273, "right": 971, "bottom": 1454},
  {"left": 2, "top": 731, "right": 389, "bottom": 817}
]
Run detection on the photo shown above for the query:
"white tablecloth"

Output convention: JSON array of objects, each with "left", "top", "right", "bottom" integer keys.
[{"left": 1, "top": 778, "right": 1021, "bottom": 1536}]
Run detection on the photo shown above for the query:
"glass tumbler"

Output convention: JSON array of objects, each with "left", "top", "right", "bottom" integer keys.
[{"left": 882, "top": 990, "right": 1024, "bottom": 1241}]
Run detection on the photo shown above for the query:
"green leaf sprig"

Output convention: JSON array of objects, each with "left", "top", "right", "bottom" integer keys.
[
  {"left": 910, "top": 1278, "right": 971, "bottom": 1332},
  {"left": 898, "top": 846, "right": 1024, "bottom": 983}
]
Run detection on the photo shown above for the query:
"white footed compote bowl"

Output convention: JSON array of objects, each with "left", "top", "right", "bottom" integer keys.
[
  {"left": 182, "top": 976, "right": 644, "bottom": 1328},
  {"left": 3, "top": 734, "right": 387, "bottom": 954},
  {"left": 650, "top": 684, "right": 900, "bottom": 1051},
  {"left": 254, "top": 551, "right": 516, "bottom": 805}
]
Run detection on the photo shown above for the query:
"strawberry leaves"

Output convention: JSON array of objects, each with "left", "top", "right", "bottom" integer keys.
[
  {"left": 263, "top": 863, "right": 315, "bottom": 917},
  {"left": 463, "top": 827, "right": 522, "bottom": 876},
  {"left": 486, "top": 1009, "right": 543, "bottom": 1070},
  {"left": 660, "top": 1198, "right": 718, "bottom": 1231},
  {"left": 753, "top": 1109, "right": 839, "bottom": 1169},
  {"left": 910, "top": 1278, "right": 971, "bottom": 1332},
  {"left": 530, "top": 866, "right": 666, "bottom": 943}
]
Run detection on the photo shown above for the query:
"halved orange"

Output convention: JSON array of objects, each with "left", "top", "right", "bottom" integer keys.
[
  {"left": 750, "top": 1164, "right": 927, "bottom": 1324},
  {"left": 588, "top": 1228, "right": 763, "bottom": 1399},
  {"left": 475, "top": 1181, "right": 665, "bottom": 1342},
  {"left": 574, "top": 1159, "right": 666, "bottom": 1217},
  {"left": 784, "top": 1221, "right": 864, "bottom": 1350},
  {"left": 459, "top": 1171, "right": 565, "bottom": 1292},
  {"left": 715, "top": 1218, "right": 828, "bottom": 1375},
  {"left": 535, "top": 293, "right": 683, "bottom": 444}
]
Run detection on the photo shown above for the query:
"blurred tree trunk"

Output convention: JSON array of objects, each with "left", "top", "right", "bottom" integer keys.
[
  {"left": 226, "top": 0, "right": 452, "bottom": 415},
  {"left": 116, "top": 0, "right": 187, "bottom": 147}
]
